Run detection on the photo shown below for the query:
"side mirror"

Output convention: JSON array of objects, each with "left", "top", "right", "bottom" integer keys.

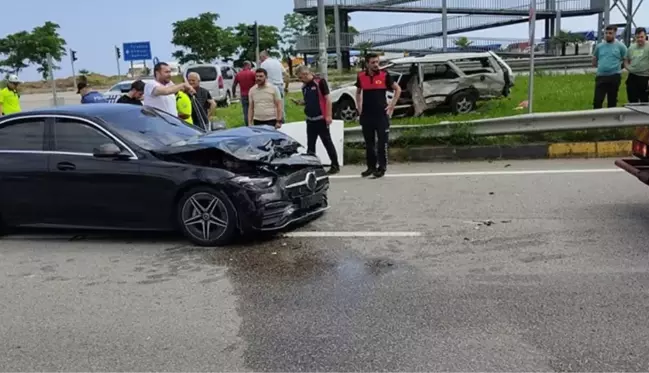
[{"left": 93, "top": 143, "right": 125, "bottom": 158}]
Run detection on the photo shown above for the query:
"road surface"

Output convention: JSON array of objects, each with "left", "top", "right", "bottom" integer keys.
[{"left": 2, "top": 159, "right": 649, "bottom": 371}]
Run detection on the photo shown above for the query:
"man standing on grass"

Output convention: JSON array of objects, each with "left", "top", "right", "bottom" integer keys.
[
  {"left": 293, "top": 65, "right": 340, "bottom": 175},
  {"left": 624, "top": 27, "right": 649, "bottom": 103},
  {"left": 248, "top": 68, "right": 282, "bottom": 128},
  {"left": 592, "top": 25, "right": 627, "bottom": 109},
  {"left": 260, "top": 51, "right": 289, "bottom": 123},
  {"left": 232, "top": 61, "right": 256, "bottom": 125},
  {"left": 355, "top": 53, "right": 401, "bottom": 179}
]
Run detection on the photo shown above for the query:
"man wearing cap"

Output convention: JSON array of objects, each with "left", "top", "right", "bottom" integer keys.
[
  {"left": 77, "top": 76, "right": 108, "bottom": 104},
  {"left": 0, "top": 75, "right": 23, "bottom": 115}
]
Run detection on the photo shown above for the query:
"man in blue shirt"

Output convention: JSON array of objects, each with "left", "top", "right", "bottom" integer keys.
[
  {"left": 592, "top": 25, "right": 627, "bottom": 109},
  {"left": 77, "top": 77, "right": 108, "bottom": 104}
]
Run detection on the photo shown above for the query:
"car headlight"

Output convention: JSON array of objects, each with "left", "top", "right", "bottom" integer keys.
[{"left": 231, "top": 175, "right": 275, "bottom": 189}]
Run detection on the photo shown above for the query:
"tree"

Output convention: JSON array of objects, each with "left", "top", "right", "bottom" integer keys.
[
  {"left": 78, "top": 68, "right": 90, "bottom": 75},
  {"left": 171, "top": 12, "right": 238, "bottom": 64},
  {"left": 0, "top": 21, "right": 67, "bottom": 79},
  {"left": 232, "top": 23, "right": 281, "bottom": 65},
  {"left": 454, "top": 36, "right": 473, "bottom": 49}
]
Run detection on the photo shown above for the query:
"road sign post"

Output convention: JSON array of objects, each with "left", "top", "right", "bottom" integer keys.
[{"left": 528, "top": 1, "right": 536, "bottom": 114}]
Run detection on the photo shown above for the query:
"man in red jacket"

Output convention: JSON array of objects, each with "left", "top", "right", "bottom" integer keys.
[{"left": 232, "top": 61, "right": 256, "bottom": 126}]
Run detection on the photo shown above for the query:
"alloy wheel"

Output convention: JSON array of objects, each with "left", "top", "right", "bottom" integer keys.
[
  {"left": 340, "top": 106, "right": 358, "bottom": 121},
  {"left": 181, "top": 192, "right": 229, "bottom": 242},
  {"left": 456, "top": 98, "right": 473, "bottom": 113}
]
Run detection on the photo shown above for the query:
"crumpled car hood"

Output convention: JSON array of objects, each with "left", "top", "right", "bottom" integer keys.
[{"left": 152, "top": 125, "right": 322, "bottom": 166}]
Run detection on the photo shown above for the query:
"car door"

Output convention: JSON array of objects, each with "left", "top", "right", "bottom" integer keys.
[
  {"left": 47, "top": 116, "right": 155, "bottom": 229},
  {"left": 0, "top": 116, "right": 53, "bottom": 225}
]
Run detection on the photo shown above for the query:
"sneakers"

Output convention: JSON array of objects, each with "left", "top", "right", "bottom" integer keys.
[
  {"left": 361, "top": 168, "right": 375, "bottom": 177},
  {"left": 327, "top": 166, "right": 340, "bottom": 175}
]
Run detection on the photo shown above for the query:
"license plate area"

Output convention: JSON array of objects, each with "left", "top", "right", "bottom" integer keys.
[{"left": 298, "top": 193, "right": 323, "bottom": 209}]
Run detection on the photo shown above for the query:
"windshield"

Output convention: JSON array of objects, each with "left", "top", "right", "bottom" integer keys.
[{"left": 98, "top": 107, "right": 204, "bottom": 150}]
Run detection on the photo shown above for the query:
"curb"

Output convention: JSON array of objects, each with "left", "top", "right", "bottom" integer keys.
[{"left": 343, "top": 140, "right": 633, "bottom": 163}]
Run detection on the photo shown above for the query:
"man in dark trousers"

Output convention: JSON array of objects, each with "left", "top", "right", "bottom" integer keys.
[
  {"left": 232, "top": 61, "right": 256, "bottom": 126},
  {"left": 592, "top": 25, "right": 627, "bottom": 108},
  {"left": 624, "top": 27, "right": 649, "bottom": 103},
  {"left": 355, "top": 53, "right": 401, "bottom": 178},
  {"left": 293, "top": 65, "right": 340, "bottom": 175}
]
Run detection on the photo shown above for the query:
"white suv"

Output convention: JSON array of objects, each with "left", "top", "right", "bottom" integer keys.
[{"left": 183, "top": 64, "right": 235, "bottom": 107}]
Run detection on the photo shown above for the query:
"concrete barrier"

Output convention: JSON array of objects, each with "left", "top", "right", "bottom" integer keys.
[{"left": 279, "top": 120, "right": 345, "bottom": 166}]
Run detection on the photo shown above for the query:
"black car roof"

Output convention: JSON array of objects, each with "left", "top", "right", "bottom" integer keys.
[{"left": 2, "top": 103, "right": 139, "bottom": 120}]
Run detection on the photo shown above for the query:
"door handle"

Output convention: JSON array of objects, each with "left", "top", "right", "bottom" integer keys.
[{"left": 57, "top": 162, "right": 76, "bottom": 171}]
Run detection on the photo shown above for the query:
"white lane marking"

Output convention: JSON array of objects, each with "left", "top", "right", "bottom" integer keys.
[
  {"left": 282, "top": 231, "right": 422, "bottom": 237},
  {"left": 328, "top": 168, "right": 622, "bottom": 179}
]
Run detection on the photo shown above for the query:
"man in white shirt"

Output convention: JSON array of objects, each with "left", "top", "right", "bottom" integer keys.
[
  {"left": 260, "top": 51, "right": 288, "bottom": 122},
  {"left": 143, "top": 62, "right": 194, "bottom": 116}
]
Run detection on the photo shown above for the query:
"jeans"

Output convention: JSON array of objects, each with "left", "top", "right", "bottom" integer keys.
[
  {"left": 241, "top": 96, "right": 250, "bottom": 126},
  {"left": 274, "top": 85, "right": 286, "bottom": 124}
]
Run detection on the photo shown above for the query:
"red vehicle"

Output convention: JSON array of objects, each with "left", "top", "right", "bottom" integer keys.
[{"left": 615, "top": 125, "right": 649, "bottom": 184}]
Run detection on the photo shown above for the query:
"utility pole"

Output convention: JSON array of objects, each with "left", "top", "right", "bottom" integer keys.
[
  {"left": 528, "top": 0, "right": 536, "bottom": 113},
  {"left": 70, "top": 49, "right": 78, "bottom": 89},
  {"left": 255, "top": 22, "right": 260, "bottom": 67},
  {"left": 47, "top": 53, "right": 58, "bottom": 106},
  {"left": 317, "top": 0, "right": 328, "bottom": 80},
  {"left": 115, "top": 46, "right": 122, "bottom": 76}
]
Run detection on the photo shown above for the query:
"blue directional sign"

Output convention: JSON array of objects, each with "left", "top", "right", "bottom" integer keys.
[{"left": 122, "top": 41, "right": 152, "bottom": 62}]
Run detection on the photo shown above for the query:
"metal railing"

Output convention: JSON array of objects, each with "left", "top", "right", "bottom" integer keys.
[
  {"left": 294, "top": 0, "right": 602, "bottom": 13},
  {"left": 343, "top": 107, "right": 645, "bottom": 143}
]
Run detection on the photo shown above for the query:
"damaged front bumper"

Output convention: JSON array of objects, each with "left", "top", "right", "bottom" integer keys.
[{"left": 230, "top": 167, "right": 331, "bottom": 232}]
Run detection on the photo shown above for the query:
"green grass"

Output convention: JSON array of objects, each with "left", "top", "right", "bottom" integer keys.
[{"left": 215, "top": 72, "right": 614, "bottom": 129}]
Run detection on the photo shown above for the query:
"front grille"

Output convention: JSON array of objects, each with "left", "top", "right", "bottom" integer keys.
[{"left": 284, "top": 167, "right": 328, "bottom": 198}]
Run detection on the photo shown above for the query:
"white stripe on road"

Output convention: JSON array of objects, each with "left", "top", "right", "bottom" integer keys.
[
  {"left": 328, "top": 168, "right": 622, "bottom": 179},
  {"left": 282, "top": 231, "right": 422, "bottom": 237}
]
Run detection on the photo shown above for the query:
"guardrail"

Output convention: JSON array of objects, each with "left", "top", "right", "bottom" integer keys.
[
  {"left": 343, "top": 106, "right": 649, "bottom": 143},
  {"left": 505, "top": 55, "right": 592, "bottom": 71}
]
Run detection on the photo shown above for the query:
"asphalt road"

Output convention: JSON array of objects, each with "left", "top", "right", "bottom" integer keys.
[{"left": 2, "top": 159, "right": 649, "bottom": 371}]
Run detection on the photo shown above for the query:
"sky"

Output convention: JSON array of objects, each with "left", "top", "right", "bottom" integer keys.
[{"left": 1, "top": 0, "right": 646, "bottom": 81}]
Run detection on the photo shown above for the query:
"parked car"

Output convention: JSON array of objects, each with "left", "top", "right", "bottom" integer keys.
[
  {"left": 329, "top": 51, "right": 514, "bottom": 121},
  {"left": 183, "top": 63, "right": 236, "bottom": 107},
  {"left": 0, "top": 104, "right": 330, "bottom": 246},
  {"left": 104, "top": 78, "right": 154, "bottom": 103}
]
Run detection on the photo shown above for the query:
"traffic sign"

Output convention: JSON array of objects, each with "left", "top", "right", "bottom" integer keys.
[{"left": 122, "top": 41, "right": 152, "bottom": 62}]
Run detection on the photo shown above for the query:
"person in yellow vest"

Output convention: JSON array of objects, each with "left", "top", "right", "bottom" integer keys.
[
  {"left": 176, "top": 90, "right": 193, "bottom": 125},
  {"left": 0, "top": 74, "right": 23, "bottom": 116}
]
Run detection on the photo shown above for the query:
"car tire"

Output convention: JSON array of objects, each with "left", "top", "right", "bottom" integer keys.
[
  {"left": 450, "top": 91, "right": 477, "bottom": 115},
  {"left": 176, "top": 186, "right": 238, "bottom": 247},
  {"left": 335, "top": 96, "right": 358, "bottom": 121}
]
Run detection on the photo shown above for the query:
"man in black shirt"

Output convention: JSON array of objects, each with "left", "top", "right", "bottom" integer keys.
[
  {"left": 187, "top": 72, "right": 216, "bottom": 125},
  {"left": 116, "top": 80, "right": 145, "bottom": 105},
  {"left": 293, "top": 65, "right": 340, "bottom": 174},
  {"left": 355, "top": 53, "right": 401, "bottom": 178}
]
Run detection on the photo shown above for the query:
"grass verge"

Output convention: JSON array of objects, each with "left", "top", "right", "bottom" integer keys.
[{"left": 214, "top": 72, "right": 626, "bottom": 130}]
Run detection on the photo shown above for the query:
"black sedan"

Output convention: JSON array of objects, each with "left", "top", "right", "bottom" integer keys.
[{"left": 0, "top": 104, "right": 330, "bottom": 246}]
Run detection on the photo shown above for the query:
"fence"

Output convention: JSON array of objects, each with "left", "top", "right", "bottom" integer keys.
[{"left": 343, "top": 106, "right": 649, "bottom": 143}]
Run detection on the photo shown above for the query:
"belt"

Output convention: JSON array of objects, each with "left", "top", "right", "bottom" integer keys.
[{"left": 306, "top": 115, "right": 324, "bottom": 121}]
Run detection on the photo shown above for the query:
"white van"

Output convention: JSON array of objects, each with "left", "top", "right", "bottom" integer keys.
[{"left": 183, "top": 64, "right": 235, "bottom": 107}]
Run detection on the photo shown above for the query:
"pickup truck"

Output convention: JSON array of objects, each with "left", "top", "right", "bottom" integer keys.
[{"left": 615, "top": 124, "right": 649, "bottom": 184}]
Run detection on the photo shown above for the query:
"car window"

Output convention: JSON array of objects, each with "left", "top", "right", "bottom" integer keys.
[
  {"left": 452, "top": 57, "right": 496, "bottom": 75},
  {"left": 109, "top": 83, "right": 131, "bottom": 92},
  {"left": 54, "top": 118, "right": 114, "bottom": 154},
  {"left": 420, "top": 63, "right": 459, "bottom": 80},
  {"left": 0, "top": 118, "right": 45, "bottom": 151},
  {"left": 186, "top": 66, "right": 217, "bottom": 82},
  {"left": 97, "top": 107, "right": 204, "bottom": 150}
]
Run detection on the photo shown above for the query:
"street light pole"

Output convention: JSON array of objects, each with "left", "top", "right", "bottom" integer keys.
[{"left": 317, "top": 0, "right": 328, "bottom": 80}]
